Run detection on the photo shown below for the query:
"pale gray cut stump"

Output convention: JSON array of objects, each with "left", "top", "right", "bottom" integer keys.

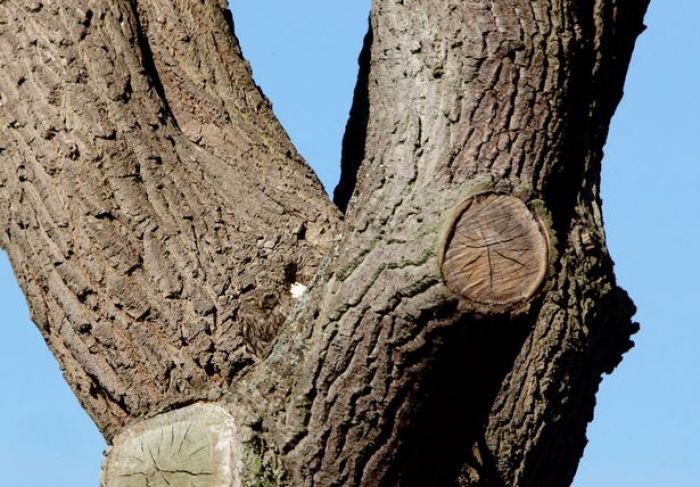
[
  {"left": 101, "top": 404, "right": 240, "bottom": 487},
  {"left": 0, "top": 0, "right": 648, "bottom": 484},
  {"left": 441, "top": 193, "right": 549, "bottom": 310}
]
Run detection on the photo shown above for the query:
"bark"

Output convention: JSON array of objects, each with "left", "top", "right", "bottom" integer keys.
[
  {"left": 0, "top": 0, "right": 339, "bottom": 438},
  {"left": 0, "top": 0, "right": 649, "bottom": 486}
]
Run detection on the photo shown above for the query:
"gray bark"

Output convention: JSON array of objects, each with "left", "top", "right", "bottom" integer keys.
[{"left": 0, "top": 0, "right": 649, "bottom": 485}]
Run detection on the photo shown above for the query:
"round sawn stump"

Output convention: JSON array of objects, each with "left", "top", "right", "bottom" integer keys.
[{"left": 440, "top": 193, "right": 550, "bottom": 313}]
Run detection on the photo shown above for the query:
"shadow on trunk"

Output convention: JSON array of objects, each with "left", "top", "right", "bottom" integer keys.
[{"left": 392, "top": 312, "right": 534, "bottom": 486}]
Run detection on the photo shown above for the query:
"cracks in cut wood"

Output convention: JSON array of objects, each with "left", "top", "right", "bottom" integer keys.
[
  {"left": 441, "top": 193, "right": 550, "bottom": 312},
  {"left": 2, "top": 0, "right": 649, "bottom": 484}
]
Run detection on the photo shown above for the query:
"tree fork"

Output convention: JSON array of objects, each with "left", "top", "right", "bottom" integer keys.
[{"left": 0, "top": 0, "right": 649, "bottom": 486}]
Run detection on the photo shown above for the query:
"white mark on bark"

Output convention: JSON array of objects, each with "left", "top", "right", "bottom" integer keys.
[{"left": 290, "top": 282, "right": 308, "bottom": 300}]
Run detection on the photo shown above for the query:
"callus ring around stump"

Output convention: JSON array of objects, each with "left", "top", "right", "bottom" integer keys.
[{"left": 440, "top": 193, "right": 550, "bottom": 313}]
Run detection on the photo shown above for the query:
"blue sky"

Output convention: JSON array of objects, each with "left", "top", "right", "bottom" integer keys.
[{"left": 0, "top": 1, "right": 696, "bottom": 485}]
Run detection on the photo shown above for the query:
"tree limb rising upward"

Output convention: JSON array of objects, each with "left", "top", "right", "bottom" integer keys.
[{"left": 0, "top": 0, "right": 649, "bottom": 485}]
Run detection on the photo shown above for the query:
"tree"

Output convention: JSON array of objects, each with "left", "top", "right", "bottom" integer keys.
[{"left": 0, "top": 0, "right": 649, "bottom": 485}]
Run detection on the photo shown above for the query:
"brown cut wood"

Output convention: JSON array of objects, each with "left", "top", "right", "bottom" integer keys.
[
  {"left": 0, "top": 0, "right": 650, "bottom": 485},
  {"left": 441, "top": 193, "right": 550, "bottom": 312}
]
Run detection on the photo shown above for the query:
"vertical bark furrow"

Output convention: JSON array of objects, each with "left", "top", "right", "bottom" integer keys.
[
  {"left": 469, "top": 201, "right": 636, "bottom": 487},
  {"left": 135, "top": 0, "right": 337, "bottom": 221},
  {"left": 2, "top": 0, "right": 648, "bottom": 484},
  {"left": 230, "top": 0, "right": 650, "bottom": 484},
  {"left": 0, "top": 0, "right": 339, "bottom": 438}
]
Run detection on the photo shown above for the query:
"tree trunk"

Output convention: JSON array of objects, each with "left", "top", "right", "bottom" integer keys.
[{"left": 0, "top": 0, "right": 649, "bottom": 486}]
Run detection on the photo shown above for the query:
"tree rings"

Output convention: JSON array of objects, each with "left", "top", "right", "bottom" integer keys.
[
  {"left": 439, "top": 193, "right": 550, "bottom": 312},
  {"left": 101, "top": 404, "right": 242, "bottom": 487}
]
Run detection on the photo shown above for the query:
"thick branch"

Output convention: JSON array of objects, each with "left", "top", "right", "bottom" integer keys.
[
  {"left": 2, "top": 0, "right": 649, "bottom": 485},
  {"left": 0, "top": 0, "right": 339, "bottom": 438},
  {"left": 230, "top": 0, "right": 649, "bottom": 485}
]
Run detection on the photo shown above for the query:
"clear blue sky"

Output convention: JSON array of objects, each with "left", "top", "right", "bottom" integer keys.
[{"left": 0, "top": 1, "right": 696, "bottom": 485}]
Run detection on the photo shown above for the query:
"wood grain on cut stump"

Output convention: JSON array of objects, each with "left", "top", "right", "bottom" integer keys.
[
  {"left": 101, "top": 404, "right": 241, "bottom": 487},
  {"left": 441, "top": 193, "right": 549, "bottom": 310}
]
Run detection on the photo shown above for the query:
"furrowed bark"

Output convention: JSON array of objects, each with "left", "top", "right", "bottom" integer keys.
[
  {"left": 0, "top": 0, "right": 339, "bottom": 439},
  {"left": 231, "top": 0, "right": 648, "bottom": 485},
  {"left": 1, "top": 0, "right": 648, "bottom": 486}
]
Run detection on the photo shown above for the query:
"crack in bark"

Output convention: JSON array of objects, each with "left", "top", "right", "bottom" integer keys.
[{"left": 1, "top": 0, "right": 649, "bottom": 485}]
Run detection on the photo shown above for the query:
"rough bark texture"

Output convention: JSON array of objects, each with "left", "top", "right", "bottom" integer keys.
[
  {"left": 0, "top": 0, "right": 649, "bottom": 486},
  {"left": 0, "top": 0, "right": 339, "bottom": 438}
]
